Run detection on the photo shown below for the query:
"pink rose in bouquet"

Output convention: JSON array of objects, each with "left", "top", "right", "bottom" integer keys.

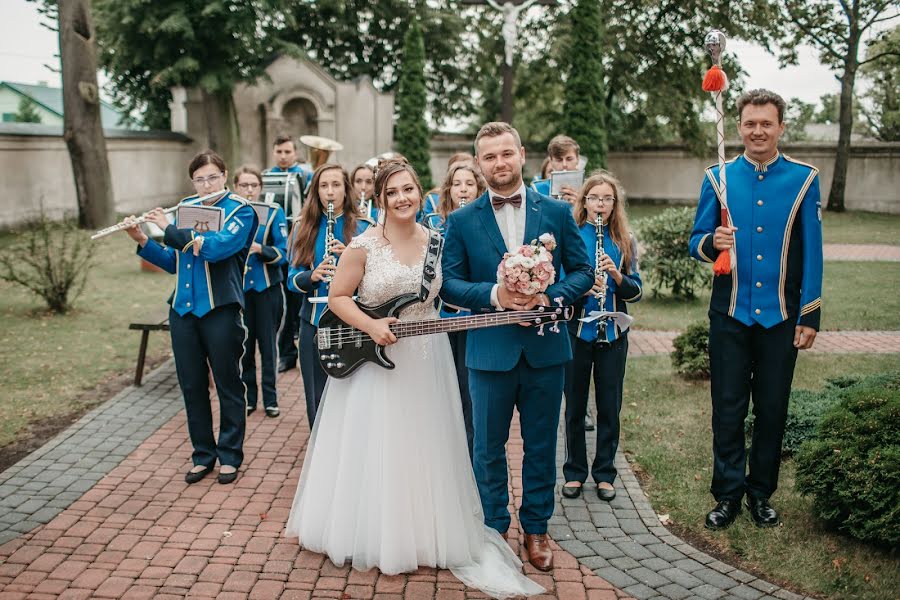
[{"left": 496, "top": 233, "right": 557, "bottom": 296}]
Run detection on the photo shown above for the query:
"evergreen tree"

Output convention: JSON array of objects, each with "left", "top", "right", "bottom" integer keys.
[
  {"left": 562, "top": 0, "right": 606, "bottom": 170},
  {"left": 15, "top": 96, "right": 42, "bottom": 123},
  {"left": 394, "top": 19, "right": 432, "bottom": 190}
]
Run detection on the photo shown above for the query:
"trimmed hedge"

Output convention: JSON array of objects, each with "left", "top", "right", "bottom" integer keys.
[
  {"left": 794, "top": 371, "right": 900, "bottom": 547},
  {"left": 671, "top": 321, "right": 710, "bottom": 379},
  {"left": 636, "top": 207, "right": 709, "bottom": 299},
  {"left": 745, "top": 383, "right": 844, "bottom": 455}
]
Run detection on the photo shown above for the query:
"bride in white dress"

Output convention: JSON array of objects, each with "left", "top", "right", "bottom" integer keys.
[{"left": 285, "top": 159, "right": 543, "bottom": 598}]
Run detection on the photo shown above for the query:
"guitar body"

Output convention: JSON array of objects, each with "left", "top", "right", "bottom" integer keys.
[{"left": 316, "top": 294, "right": 421, "bottom": 379}]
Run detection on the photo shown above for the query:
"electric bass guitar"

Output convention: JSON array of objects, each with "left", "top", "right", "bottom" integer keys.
[{"left": 316, "top": 294, "right": 573, "bottom": 378}]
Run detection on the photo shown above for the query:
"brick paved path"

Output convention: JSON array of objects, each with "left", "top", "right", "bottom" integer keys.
[
  {"left": 628, "top": 330, "right": 900, "bottom": 357},
  {"left": 0, "top": 363, "right": 632, "bottom": 600},
  {"left": 822, "top": 243, "right": 900, "bottom": 262}
]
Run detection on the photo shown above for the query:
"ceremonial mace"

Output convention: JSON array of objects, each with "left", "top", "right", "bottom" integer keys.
[{"left": 702, "top": 30, "right": 734, "bottom": 276}]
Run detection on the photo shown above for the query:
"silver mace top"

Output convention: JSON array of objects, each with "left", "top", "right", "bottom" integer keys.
[{"left": 705, "top": 30, "right": 727, "bottom": 65}]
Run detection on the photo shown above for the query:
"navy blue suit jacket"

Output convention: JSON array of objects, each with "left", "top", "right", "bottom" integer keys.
[{"left": 441, "top": 188, "right": 593, "bottom": 371}]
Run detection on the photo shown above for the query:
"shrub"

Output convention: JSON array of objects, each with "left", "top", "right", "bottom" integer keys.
[
  {"left": 794, "top": 371, "right": 900, "bottom": 547},
  {"left": 671, "top": 320, "right": 709, "bottom": 379},
  {"left": 0, "top": 215, "right": 96, "bottom": 314},
  {"left": 636, "top": 207, "right": 709, "bottom": 299},
  {"left": 745, "top": 387, "right": 843, "bottom": 455}
]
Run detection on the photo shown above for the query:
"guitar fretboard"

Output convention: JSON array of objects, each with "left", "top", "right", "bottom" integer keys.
[{"left": 388, "top": 309, "right": 557, "bottom": 338}]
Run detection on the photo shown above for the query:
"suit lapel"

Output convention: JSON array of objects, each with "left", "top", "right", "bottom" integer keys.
[
  {"left": 523, "top": 188, "right": 543, "bottom": 245},
  {"left": 475, "top": 192, "right": 509, "bottom": 257}
]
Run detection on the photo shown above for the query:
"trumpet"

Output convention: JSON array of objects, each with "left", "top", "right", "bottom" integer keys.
[
  {"left": 322, "top": 200, "right": 336, "bottom": 284},
  {"left": 594, "top": 216, "right": 607, "bottom": 304},
  {"left": 90, "top": 190, "right": 227, "bottom": 240}
]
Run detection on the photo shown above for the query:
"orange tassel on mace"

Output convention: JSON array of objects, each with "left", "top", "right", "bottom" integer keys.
[
  {"left": 702, "top": 65, "right": 728, "bottom": 92},
  {"left": 713, "top": 207, "right": 731, "bottom": 275}
]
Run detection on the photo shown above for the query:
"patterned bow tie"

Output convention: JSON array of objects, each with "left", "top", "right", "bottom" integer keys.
[{"left": 491, "top": 193, "right": 522, "bottom": 210}]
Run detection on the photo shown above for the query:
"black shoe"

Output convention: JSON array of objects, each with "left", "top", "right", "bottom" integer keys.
[
  {"left": 584, "top": 415, "right": 595, "bottom": 431},
  {"left": 705, "top": 499, "right": 741, "bottom": 530},
  {"left": 265, "top": 407, "right": 280, "bottom": 418},
  {"left": 246, "top": 405, "right": 257, "bottom": 416},
  {"left": 217, "top": 468, "right": 238, "bottom": 485},
  {"left": 277, "top": 360, "right": 296, "bottom": 373},
  {"left": 561, "top": 483, "right": 583, "bottom": 498},
  {"left": 597, "top": 484, "right": 616, "bottom": 502},
  {"left": 746, "top": 496, "right": 779, "bottom": 527},
  {"left": 184, "top": 465, "right": 213, "bottom": 484}
]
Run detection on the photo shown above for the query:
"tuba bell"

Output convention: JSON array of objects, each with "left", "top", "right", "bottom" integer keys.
[{"left": 300, "top": 135, "right": 344, "bottom": 170}]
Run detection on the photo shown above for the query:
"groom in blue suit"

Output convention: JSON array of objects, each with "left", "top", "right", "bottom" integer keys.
[{"left": 441, "top": 122, "right": 593, "bottom": 571}]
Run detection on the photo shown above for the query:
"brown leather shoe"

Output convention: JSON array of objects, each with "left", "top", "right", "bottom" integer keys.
[{"left": 524, "top": 533, "right": 553, "bottom": 571}]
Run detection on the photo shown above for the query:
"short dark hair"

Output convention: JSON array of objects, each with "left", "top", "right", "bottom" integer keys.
[
  {"left": 273, "top": 134, "right": 295, "bottom": 149},
  {"left": 547, "top": 135, "right": 580, "bottom": 159},
  {"left": 188, "top": 149, "right": 226, "bottom": 178},
  {"left": 736, "top": 89, "right": 786, "bottom": 123}
]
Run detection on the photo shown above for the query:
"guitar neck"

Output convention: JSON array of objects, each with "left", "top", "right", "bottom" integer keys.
[{"left": 389, "top": 310, "right": 552, "bottom": 339}]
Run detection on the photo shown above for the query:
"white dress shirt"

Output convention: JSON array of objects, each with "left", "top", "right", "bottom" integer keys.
[{"left": 489, "top": 183, "right": 528, "bottom": 308}]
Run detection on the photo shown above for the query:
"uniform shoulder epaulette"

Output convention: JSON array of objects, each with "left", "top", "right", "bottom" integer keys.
[
  {"left": 179, "top": 194, "right": 198, "bottom": 204},
  {"left": 782, "top": 154, "right": 819, "bottom": 174},
  {"left": 704, "top": 154, "right": 740, "bottom": 172}
]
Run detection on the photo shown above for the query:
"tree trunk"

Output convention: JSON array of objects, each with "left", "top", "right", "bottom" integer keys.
[
  {"left": 201, "top": 89, "right": 240, "bottom": 172},
  {"left": 828, "top": 21, "right": 861, "bottom": 213},
  {"left": 59, "top": 0, "right": 115, "bottom": 229},
  {"left": 501, "top": 61, "right": 514, "bottom": 123}
]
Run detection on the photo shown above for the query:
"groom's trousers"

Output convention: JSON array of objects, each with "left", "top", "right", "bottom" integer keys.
[{"left": 470, "top": 356, "right": 564, "bottom": 535}]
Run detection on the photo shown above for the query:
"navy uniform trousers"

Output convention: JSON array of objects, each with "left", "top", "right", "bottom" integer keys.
[
  {"left": 299, "top": 320, "right": 327, "bottom": 423},
  {"left": 708, "top": 310, "right": 798, "bottom": 502},
  {"left": 277, "top": 268, "right": 300, "bottom": 367},
  {"left": 563, "top": 333, "right": 628, "bottom": 485},
  {"left": 241, "top": 285, "right": 284, "bottom": 410},
  {"left": 168, "top": 303, "right": 247, "bottom": 469}
]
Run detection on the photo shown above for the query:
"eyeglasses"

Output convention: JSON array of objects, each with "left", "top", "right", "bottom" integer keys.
[
  {"left": 191, "top": 173, "right": 224, "bottom": 186},
  {"left": 586, "top": 195, "right": 616, "bottom": 205},
  {"left": 236, "top": 182, "right": 260, "bottom": 190}
]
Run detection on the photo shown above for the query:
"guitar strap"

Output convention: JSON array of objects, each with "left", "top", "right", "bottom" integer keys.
[{"left": 418, "top": 228, "right": 444, "bottom": 302}]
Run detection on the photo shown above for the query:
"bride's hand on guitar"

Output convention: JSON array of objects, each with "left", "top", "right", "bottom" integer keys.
[
  {"left": 311, "top": 259, "right": 337, "bottom": 282},
  {"left": 366, "top": 317, "right": 399, "bottom": 346}
]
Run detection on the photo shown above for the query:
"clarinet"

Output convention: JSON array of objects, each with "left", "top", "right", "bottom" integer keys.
[
  {"left": 595, "top": 216, "right": 607, "bottom": 304},
  {"left": 323, "top": 201, "right": 336, "bottom": 284}
]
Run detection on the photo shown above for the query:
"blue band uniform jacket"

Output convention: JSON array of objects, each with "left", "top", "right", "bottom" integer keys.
[
  {"left": 689, "top": 152, "right": 823, "bottom": 330},
  {"left": 530, "top": 177, "right": 551, "bottom": 197},
  {"left": 571, "top": 224, "right": 643, "bottom": 343},
  {"left": 287, "top": 214, "right": 371, "bottom": 326},
  {"left": 137, "top": 191, "right": 258, "bottom": 317},
  {"left": 244, "top": 204, "right": 288, "bottom": 292}
]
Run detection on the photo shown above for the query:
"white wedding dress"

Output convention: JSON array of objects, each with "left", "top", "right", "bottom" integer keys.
[{"left": 285, "top": 234, "right": 543, "bottom": 598}]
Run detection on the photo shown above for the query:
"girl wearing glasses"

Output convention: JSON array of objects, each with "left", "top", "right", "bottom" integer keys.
[
  {"left": 288, "top": 164, "right": 370, "bottom": 426},
  {"left": 561, "top": 170, "right": 643, "bottom": 502},
  {"left": 234, "top": 166, "right": 289, "bottom": 419},
  {"left": 123, "top": 150, "right": 258, "bottom": 485}
]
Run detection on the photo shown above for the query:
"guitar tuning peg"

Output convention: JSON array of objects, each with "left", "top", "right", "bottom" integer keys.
[{"left": 554, "top": 296, "right": 563, "bottom": 308}]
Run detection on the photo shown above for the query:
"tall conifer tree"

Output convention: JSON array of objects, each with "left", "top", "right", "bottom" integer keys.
[{"left": 394, "top": 19, "right": 433, "bottom": 189}]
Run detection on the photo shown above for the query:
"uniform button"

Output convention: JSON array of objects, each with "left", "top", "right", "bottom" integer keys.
[
  {"left": 755, "top": 308, "right": 761, "bottom": 315},
  {"left": 186, "top": 264, "right": 191, "bottom": 269},
  {"left": 758, "top": 175, "right": 764, "bottom": 180},
  {"left": 249, "top": 280, "right": 254, "bottom": 285},
  {"left": 185, "top": 283, "right": 190, "bottom": 288},
  {"left": 757, "top": 226, "right": 763, "bottom": 233},
  {"left": 757, "top": 200, "right": 763, "bottom": 206},
  {"left": 757, "top": 254, "right": 763, "bottom": 261},
  {"left": 756, "top": 282, "right": 762, "bottom": 288},
  {"left": 186, "top": 302, "right": 191, "bottom": 307}
]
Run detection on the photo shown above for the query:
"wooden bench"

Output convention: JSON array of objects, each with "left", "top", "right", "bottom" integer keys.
[{"left": 129, "top": 309, "right": 170, "bottom": 386}]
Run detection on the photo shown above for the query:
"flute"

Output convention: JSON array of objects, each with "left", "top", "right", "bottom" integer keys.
[{"left": 90, "top": 190, "right": 227, "bottom": 240}]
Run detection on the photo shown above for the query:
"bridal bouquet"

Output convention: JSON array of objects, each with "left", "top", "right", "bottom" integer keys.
[{"left": 497, "top": 233, "right": 557, "bottom": 296}]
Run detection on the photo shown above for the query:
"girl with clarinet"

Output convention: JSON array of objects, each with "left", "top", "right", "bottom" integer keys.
[
  {"left": 123, "top": 150, "right": 257, "bottom": 485},
  {"left": 288, "top": 164, "right": 370, "bottom": 425},
  {"left": 561, "top": 170, "right": 643, "bottom": 501},
  {"left": 235, "top": 165, "right": 288, "bottom": 419}
]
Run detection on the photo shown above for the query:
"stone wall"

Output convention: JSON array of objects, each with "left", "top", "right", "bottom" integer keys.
[
  {"left": 0, "top": 124, "right": 193, "bottom": 228},
  {"left": 430, "top": 135, "right": 900, "bottom": 214}
]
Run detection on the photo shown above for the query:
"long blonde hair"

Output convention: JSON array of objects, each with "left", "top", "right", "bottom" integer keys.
[
  {"left": 437, "top": 161, "right": 486, "bottom": 221},
  {"left": 574, "top": 170, "right": 635, "bottom": 273}
]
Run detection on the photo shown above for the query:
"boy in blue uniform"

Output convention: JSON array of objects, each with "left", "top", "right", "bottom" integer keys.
[
  {"left": 234, "top": 166, "right": 289, "bottom": 418},
  {"left": 287, "top": 164, "right": 371, "bottom": 425},
  {"left": 268, "top": 135, "right": 311, "bottom": 374},
  {"left": 690, "top": 89, "right": 823, "bottom": 529},
  {"left": 530, "top": 135, "right": 580, "bottom": 205},
  {"left": 125, "top": 150, "right": 258, "bottom": 485}
]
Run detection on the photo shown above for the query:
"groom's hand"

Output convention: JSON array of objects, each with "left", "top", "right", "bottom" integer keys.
[
  {"left": 497, "top": 285, "right": 532, "bottom": 311},
  {"left": 518, "top": 293, "right": 550, "bottom": 326}
]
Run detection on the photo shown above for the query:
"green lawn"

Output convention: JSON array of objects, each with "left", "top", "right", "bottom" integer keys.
[
  {"left": 629, "top": 260, "right": 900, "bottom": 331},
  {"left": 628, "top": 204, "right": 900, "bottom": 246},
  {"left": 621, "top": 353, "right": 900, "bottom": 600},
  {"left": 0, "top": 231, "right": 173, "bottom": 449}
]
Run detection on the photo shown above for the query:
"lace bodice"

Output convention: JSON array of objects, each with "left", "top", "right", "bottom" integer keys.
[{"left": 349, "top": 235, "right": 441, "bottom": 321}]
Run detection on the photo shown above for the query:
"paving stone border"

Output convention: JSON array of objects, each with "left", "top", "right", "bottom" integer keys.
[
  {"left": 550, "top": 417, "right": 816, "bottom": 600},
  {"left": 0, "top": 360, "right": 182, "bottom": 546}
]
